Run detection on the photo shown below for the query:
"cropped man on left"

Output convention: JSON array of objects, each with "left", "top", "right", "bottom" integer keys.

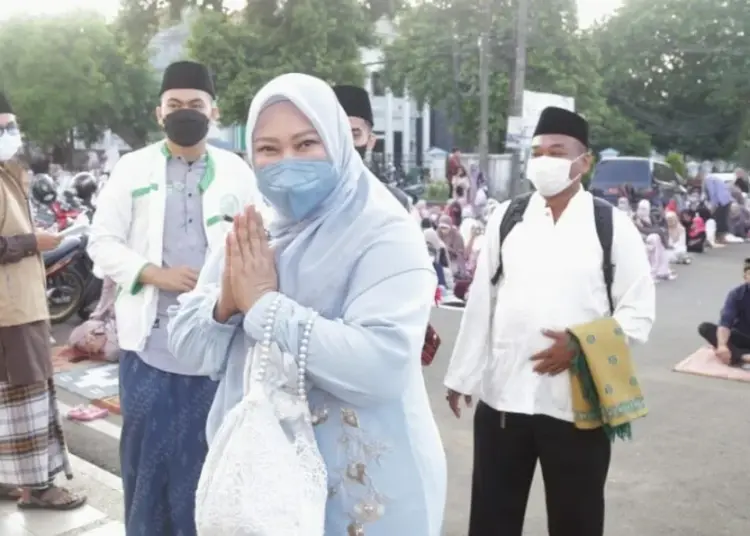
[{"left": 0, "top": 92, "right": 86, "bottom": 510}]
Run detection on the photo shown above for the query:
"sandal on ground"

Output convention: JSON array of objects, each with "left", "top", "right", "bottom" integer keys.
[
  {"left": 0, "top": 485, "right": 21, "bottom": 501},
  {"left": 67, "top": 405, "right": 109, "bottom": 422},
  {"left": 17, "top": 485, "right": 87, "bottom": 511}
]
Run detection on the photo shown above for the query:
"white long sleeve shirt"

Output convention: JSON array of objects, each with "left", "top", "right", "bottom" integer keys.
[
  {"left": 444, "top": 190, "right": 655, "bottom": 422},
  {"left": 87, "top": 142, "right": 264, "bottom": 351}
]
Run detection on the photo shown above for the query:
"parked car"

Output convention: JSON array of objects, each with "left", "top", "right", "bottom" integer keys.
[{"left": 589, "top": 156, "right": 688, "bottom": 208}]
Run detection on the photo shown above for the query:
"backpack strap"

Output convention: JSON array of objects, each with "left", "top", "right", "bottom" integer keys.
[
  {"left": 490, "top": 192, "right": 533, "bottom": 286},
  {"left": 592, "top": 197, "right": 615, "bottom": 315}
]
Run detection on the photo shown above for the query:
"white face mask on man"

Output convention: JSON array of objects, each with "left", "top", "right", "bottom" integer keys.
[
  {"left": 0, "top": 132, "right": 22, "bottom": 162},
  {"left": 525, "top": 154, "right": 583, "bottom": 197}
]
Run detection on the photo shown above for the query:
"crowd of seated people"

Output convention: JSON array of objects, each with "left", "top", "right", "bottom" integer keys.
[
  {"left": 614, "top": 168, "right": 750, "bottom": 285},
  {"left": 617, "top": 197, "right": 690, "bottom": 281},
  {"left": 417, "top": 189, "right": 497, "bottom": 303},
  {"left": 618, "top": 197, "right": 678, "bottom": 282}
]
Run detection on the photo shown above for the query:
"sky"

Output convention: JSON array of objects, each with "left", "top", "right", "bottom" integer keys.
[{"left": 0, "top": 0, "right": 623, "bottom": 28}]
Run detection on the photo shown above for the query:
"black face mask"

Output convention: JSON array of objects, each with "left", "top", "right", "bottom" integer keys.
[
  {"left": 163, "top": 109, "right": 210, "bottom": 148},
  {"left": 354, "top": 144, "right": 367, "bottom": 159}
]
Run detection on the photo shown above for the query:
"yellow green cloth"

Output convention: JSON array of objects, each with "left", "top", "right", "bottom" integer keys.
[{"left": 568, "top": 317, "right": 648, "bottom": 441}]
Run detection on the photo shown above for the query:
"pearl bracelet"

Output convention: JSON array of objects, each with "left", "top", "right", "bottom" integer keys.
[{"left": 255, "top": 294, "right": 318, "bottom": 405}]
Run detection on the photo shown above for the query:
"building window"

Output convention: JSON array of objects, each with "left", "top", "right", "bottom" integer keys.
[{"left": 371, "top": 71, "right": 385, "bottom": 96}]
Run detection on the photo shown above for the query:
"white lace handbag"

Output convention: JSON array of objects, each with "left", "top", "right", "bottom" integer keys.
[{"left": 195, "top": 296, "right": 328, "bottom": 536}]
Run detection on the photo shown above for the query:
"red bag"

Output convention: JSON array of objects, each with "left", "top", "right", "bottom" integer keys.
[{"left": 421, "top": 323, "right": 441, "bottom": 366}]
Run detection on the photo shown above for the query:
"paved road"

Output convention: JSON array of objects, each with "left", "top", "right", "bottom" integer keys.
[{"left": 55, "top": 246, "right": 750, "bottom": 535}]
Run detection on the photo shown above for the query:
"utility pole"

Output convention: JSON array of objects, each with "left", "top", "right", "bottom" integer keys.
[
  {"left": 477, "top": 0, "right": 492, "bottom": 185},
  {"left": 507, "top": 0, "right": 529, "bottom": 198}
]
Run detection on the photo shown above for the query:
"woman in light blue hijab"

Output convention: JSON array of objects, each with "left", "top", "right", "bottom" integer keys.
[{"left": 167, "top": 73, "right": 446, "bottom": 535}]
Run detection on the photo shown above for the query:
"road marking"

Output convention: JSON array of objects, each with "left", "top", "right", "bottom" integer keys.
[{"left": 58, "top": 401, "right": 122, "bottom": 441}]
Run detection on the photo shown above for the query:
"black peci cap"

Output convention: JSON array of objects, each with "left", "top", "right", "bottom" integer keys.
[
  {"left": 533, "top": 106, "right": 588, "bottom": 148},
  {"left": 333, "top": 85, "right": 373, "bottom": 126},
  {"left": 160, "top": 61, "right": 216, "bottom": 98}
]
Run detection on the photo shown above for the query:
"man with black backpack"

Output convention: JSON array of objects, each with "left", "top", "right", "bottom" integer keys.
[{"left": 443, "top": 107, "right": 655, "bottom": 536}]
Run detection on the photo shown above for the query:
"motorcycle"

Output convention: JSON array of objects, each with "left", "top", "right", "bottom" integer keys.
[
  {"left": 49, "top": 191, "right": 84, "bottom": 231},
  {"left": 74, "top": 207, "right": 102, "bottom": 320},
  {"left": 44, "top": 236, "right": 87, "bottom": 324},
  {"left": 32, "top": 188, "right": 84, "bottom": 232},
  {"left": 74, "top": 233, "right": 103, "bottom": 321},
  {"left": 43, "top": 214, "right": 100, "bottom": 324}
]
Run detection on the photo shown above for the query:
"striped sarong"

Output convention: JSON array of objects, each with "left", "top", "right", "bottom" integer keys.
[{"left": 0, "top": 379, "right": 73, "bottom": 488}]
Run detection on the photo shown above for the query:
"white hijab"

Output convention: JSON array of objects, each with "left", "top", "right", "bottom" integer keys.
[
  {"left": 636, "top": 199, "right": 651, "bottom": 223},
  {"left": 245, "top": 73, "right": 432, "bottom": 316}
]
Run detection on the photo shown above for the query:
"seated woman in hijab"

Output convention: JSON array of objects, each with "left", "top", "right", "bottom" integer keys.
[
  {"left": 168, "top": 74, "right": 446, "bottom": 536},
  {"left": 459, "top": 204, "right": 478, "bottom": 244},
  {"left": 616, "top": 196, "right": 633, "bottom": 217},
  {"left": 729, "top": 201, "right": 750, "bottom": 240},
  {"left": 688, "top": 188, "right": 718, "bottom": 247},
  {"left": 413, "top": 199, "right": 429, "bottom": 223},
  {"left": 424, "top": 227, "right": 452, "bottom": 291},
  {"left": 446, "top": 184, "right": 467, "bottom": 226},
  {"left": 437, "top": 214, "right": 469, "bottom": 279},
  {"left": 680, "top": 208, "right": 706, "bottom": 253},
  {"left": 633, "top": 199, "right": 676, "bottom": 281},
  {"left": 665, "top": 210, "right": 691, "bottom": 264}
]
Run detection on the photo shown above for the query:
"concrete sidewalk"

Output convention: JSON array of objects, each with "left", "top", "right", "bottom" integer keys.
[{"left": 0, "top": 454, "right": 124, "bottom": 536}]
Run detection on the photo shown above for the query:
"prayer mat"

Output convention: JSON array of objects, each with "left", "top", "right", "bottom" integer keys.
[
  {"left": 51, "top": 345, "right": 85, "bottom": 373},
  {"left": 54, "top": 362, "right": 120, "bottom": 401},
  {"left": 673, "top": 347, "right": 750, "bottom": 382}
]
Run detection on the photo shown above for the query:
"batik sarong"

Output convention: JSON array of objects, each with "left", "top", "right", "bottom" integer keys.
[
  {"left": 0, "top": 379, "right": 73, "bottom": 488},
  {"left": 119, "top": 351, "right": 218, "bottom": 536}
]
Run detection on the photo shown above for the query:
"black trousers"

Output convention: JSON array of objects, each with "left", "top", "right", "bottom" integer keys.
[
  {"left": 714, "top": 203, "right": 730, "bottom": 234},
  {"left": 469, "top": 402, "right": 611, "bottom": 536},
  {"left": 698, "top": 322, "right": 750, "bottom": 366}
]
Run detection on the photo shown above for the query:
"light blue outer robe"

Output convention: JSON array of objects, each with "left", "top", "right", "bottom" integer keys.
[
  {"left": 169, "top": 72, "right": 447, "bottom": 536},
  {"left": 168, "top": 249, "right": 447, "bottom": 536}
]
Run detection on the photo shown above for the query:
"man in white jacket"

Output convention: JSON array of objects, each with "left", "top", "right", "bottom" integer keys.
[
  {"left": 444, "top": 107, "right": 655, "bottom": 536},
  {"left": 87, "top": 60, "right": 262, "bottom": 535}
]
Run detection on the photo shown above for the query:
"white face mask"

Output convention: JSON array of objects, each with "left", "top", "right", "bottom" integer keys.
[
  {"left": 525, "top": 155, "right": 581, "bottom": 197},
  {"left": 0, "top": 132, "right": 22, "bottom": 162}
]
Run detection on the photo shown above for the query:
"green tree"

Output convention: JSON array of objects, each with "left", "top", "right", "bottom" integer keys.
[
  {"left": 382, "top": 0, "right": 650, "bottom": 153},
  {"left": 665, "top": 152, "right": 687, "bottom": 177},
  {"left": 593, "top": 0, "right": 750, "bottom": 158},
  {"left": 0, "top": 12, "right": 158, "bottom": 156},
  {"left": 116, "top": 0, "right": 225, "bottom": 53},
  {"left": 362, "top": 0, "right": 407, "bottom": 21},
  {"left": 188, "top": 0, "right": 373, "bottom": 126},
  {"left": 382, "top": 0, "right": 510, "bottom": 148},
  {"left": 96, "top": 46, "right": 161, "bottom": 150},
  {"left": 573, "top": 34, "right": 652, "bottom": 156}
]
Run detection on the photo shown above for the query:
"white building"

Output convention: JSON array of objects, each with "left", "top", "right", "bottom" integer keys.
[{"left": 361, "top": 18, "right": 432, "bottom": 167}]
